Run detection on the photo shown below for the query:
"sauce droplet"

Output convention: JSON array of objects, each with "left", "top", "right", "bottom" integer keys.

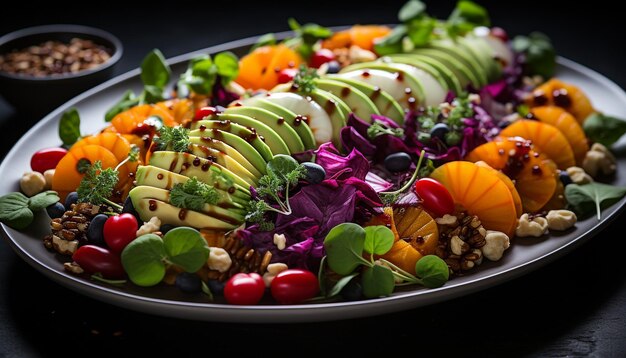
[{"left": 149, "top": 200, "right": 157, "bottom": 211}]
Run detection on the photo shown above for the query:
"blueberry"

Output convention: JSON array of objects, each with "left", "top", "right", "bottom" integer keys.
[
  {"left": 122, "top": 196, "right": 142, "bottom": 224},
  {"left": 326, "top": 61, "right": 341, "bottom": 74},
  {"left": 302, "top": 162, "right": 326, "bottom": 184},
  {"left": 159, "top": 224, "right": 176, "bottom": 235},
  {"left": 64, "top": 192, "right": 78, "bottom": 209},
  {"left": 46, "top": 202, "right": 66, "bottom": 219},
  {"left": 384, "top": 152, "right": 412, "bottom": 172},
  {"left": 559, "top": 171, "right": 573, "bottom": 186},
  {"left": 175, "top": 272, "right": 202, "bottom": 293},
  {"left": 87, "top": 214, "right": 108, "bottom": 246},
  {"left": 429, "top": 123, "right": 450, "bottom": 141},
  {"left": 207, "top": 279, "right": 226, "bottom": 295},
  {"left": 340, "top": 279, "right": 363, "bottom": 301}
]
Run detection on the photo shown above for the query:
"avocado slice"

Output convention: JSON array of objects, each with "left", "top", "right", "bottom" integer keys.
[
  {"left": 429, "top": 40, "right": 488, "bottom": 87},
  {"left": 411, "top": 48, "right": 479, "bottom": 89},
  {"left": 135, "top": 165, "right": 249, "bottom": 207},
  {"left": 187, "top": 143, "right": 260, "bottom": 181},
  {"left": 189, "top": 119, "right": 274, "bottom": 162},
  {"left": 314, "top": 78, "right": 380, "bottom": 122},
  {"left": 187, "top": 127, "right": 267, "bottom": 174},
  {"left": 187, "top": 137, "right": 261, "bottom": 177},
  {"left": 325, "top": 75, "right": 405, "bottom": 123},
  {"left": 457, "top": 36, "right": 501, "bottom": 82},
  {"left": 149, "top": 151, "right": 253, "bottom": 191},
  {"left": 230, "top": 100, "right": 316, "bottom": 150},
  {"left": 386, "top": 54, "right": 462, "bottom": 95},
  {"left": 224, "top": 106, "right": 305, "bottom": 153},
  {"left": 193, "top": 113, "right": 289, "bottom": 155},
  {"left": 129, "top": 190, "right": 240, "bottom": 230}
]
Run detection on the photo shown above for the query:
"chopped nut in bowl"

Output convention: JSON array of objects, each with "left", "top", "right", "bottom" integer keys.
[{"left": 0, "top": 25, "right": 122, "bottom": 116}]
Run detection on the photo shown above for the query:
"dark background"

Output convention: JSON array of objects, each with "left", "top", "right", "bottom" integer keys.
[{"left": 1, "top": 0, "right": 625, "bottom": 356}]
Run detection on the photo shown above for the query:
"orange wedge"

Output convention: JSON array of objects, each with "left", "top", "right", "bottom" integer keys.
[
  {"left": 531, "top": 106, "right": 589, "bottom": 165},
  {"left": 528, "top": 78, "right": 594, "bottom": 123}
]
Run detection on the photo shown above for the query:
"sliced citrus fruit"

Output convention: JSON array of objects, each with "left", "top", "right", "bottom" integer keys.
[
  {"left": 474, "top": 161, "right": 523, "bottom": 217},
  {"left": 530, "top": 105, "right": 589, "bottom": 165},
  {"left": 236, "top": 44, "right": 302, "bottom": 90},
  {"left": 500, "top": 119, "right": 575, "bottom": 169},
  {"left": 465, "top": 137, "right": 558, "bottom": 213},
  {"left": 528, "top": 78, "right": 594, "bottom": 123},
  {"left": 430, "top": 161, "right": 518, "bottom": 237}
]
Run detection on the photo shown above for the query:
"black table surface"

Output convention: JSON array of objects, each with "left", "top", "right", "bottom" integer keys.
[{"left": 1, "top": 1, "right": 625, "bottom": 356}]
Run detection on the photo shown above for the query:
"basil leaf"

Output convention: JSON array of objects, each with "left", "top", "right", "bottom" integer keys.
[
  {"left": 407, "top": 17, "right": 436, "bottom": 46},
  {"left": 565, "top": 182, "right": 626, "bottom": 220},
  {"left": 105, "top": 90, "right": 138, "bottom": 122},
  {"left": 28, "top": 191, "right": 60, "bottom": 211},
  {"left": 121, "top": 234, "right": 167, "bottom": 287},
  {"left": 162, "top": 227, "right": 210, "bottom": 272},
  {"left": 0, "top": 192, "right": 33, "bottom": 230},
  {"left": 327, "top": 273, "right": 359, "bottom": 298},
  {"left": 363, "top": 225, "right": 394, "bottom": 255},
  {"left": 398, "top": 0, "right": 426, "bottom": 22},
  {"left": 373, "top": 25, "right": 408, "bottom": 56},
  {"left": 512, "top": 32, "right": 556, "bottom": 79},
  {"left": 58, "top": 108, "right": 81, "bottom": 147},
  {"left": 323, "top": 223, "right": 366, "bottom": 275},
  {"left": 143, "top": 85, "right": 166, "bottom": 104},
  {"left": 415, "top": 255, "right": 449, "bottom": 288},
  {"left": 214, "top": 51, "right": 239, "bottom": 84},
  {"left": 583, "top": 113, "right": 626, "bottom": 147},
  {"left": 252, "top": 33, "right": 277, "bottom": 50},
  {"left": 361, "top": 264, "right": 395, "bottom": 298},
  {"left": 141, "top": 49, "right": 171, "bottom": 89},
  {"left": 448, "top": 0, "right": 490, "bottom": 28},
  {"left": 179, "top": 55, "right": 217, "bottom": 95}
]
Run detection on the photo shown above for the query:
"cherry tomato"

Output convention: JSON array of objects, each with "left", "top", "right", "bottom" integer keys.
[
  {"left": 224, "top": 273, "right": 265, "bottom": 305},
  {"left": 72, "top": 245, "right": 125, "bottom": 279},
  {"left": 277, "top": 68, "right": 298, "bottom": 84},
  {"left": 103, "top": 213, "right": 138, "bottom": 253},
  {"left": 490, "top": 27, "right": 509, "bottom": 42},
  {"left": 309, "top": 49, "right": 335, "bottom": 69},
  {"left": 414, "top": 178, "right": 455, "bottom": 218},
  {"left": 30, "top": 147, "right": 68, "bottom": 173},
  {"left": 194, "top": 106, "right": 218, "bottom": 121},
  {"left": 271, "top": 269, "right": 319, "bottom": 304}
]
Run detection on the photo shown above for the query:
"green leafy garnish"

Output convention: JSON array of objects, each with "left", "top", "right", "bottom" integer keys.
[
  {"left": 105, "top": 90, "right": 138, "bottom": 122},
  {"left": 76, "top": 160, "right": 120, "bottom": 207},
  {"left": 293, "top": 64, "right": 319, "bottom": 94},
  {"left": 245, "top": 155, "right": 307, "bottom": 230},
  {"left": 416, "top": 94, "right": 473, "bottom": 146},
  {"left": 286, "top": 18, "right": 333, "bottom": 59},
  {"left": 583, "top": 113, "right": 626, "bottom": 147},
  {"left": 0, "top": 191, "right": 60, "bottom": 230},
  {"left": 447, "top": 0, "right": 490, "bottom": 38},
  {"left": 154, "top": 126, "right": 190, "bottom": 152},
  {"left": 252, "top": 33, "right": 277, "bottom": 50},
  {"left": 59, "top": 108, "right": 81, "bottom": 147},
  {"left": 121, "top": 228, "right": 210, "bottom": 287},
  {"left": 367, "top": 121, "right": 405, "bottom": 139},
  {"left": 398, "top": 0, "right": 427, "bottom": 22},
  {"left": 178, "top": 52, "right": 240, "bottom": 95},
  {"left": 565, "top": 182, "right": 626, "bottom": 220},
  {"left": 323, "top": 222, "right": 449, "bottom": 298},
  {"left": 170, "top": 177, "right": 220, "bottom": 211},
  {"left": 373, "top": 25, "right": 408, "bottom": 56},
  {"left": 512, "top": 32, "right": 556, "bottom": 79}
]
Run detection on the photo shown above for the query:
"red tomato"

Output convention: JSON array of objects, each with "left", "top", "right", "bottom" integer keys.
[
  {"left": 414, "top": 178, "right": 455, "bottom": 218},
  {"left": 277, "top": 68, "right": 298, "bottom": 84},
  {"left": 194, "top": 106, "right": 218, "bottom": 121},
  {"left": 224, "top": 273, "right": 265, "bottom": 305},
  {"left": 72, "top": 245, "right": 126, "bottom": 279},
  {"left": 30, "top": 147, "right": 68, "bottom": 173},
  {"left": 309, "top": 49, "right": 335, "bottom": 69},
  {"left": 270, "top": 269, "right": 319, "bottom": 304},
  {"left": 103, "top": 213, "right": 138, "bottom": 253}
]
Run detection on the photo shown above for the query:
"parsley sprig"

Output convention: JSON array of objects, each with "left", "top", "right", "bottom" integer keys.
[
  {"left": 245, "top": 155, "right": 307, "bottom": 231},
  {"left": 154, "top": 126, "right": 190, "bottom": 152},
  {"left": 367, "top": 122, "right": 405, "bottom": 139},
  {"left": 170, "top": 177, "right": 220, "bottom": 211},
  {"left": 293, "top": 64, "right": 319, "bottom": 95},
  {"left": 76, "top": 161, "right": 122, "bottom": 210}
]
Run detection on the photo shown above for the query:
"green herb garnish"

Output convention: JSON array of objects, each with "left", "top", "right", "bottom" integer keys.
[
  {"left": 170, "top": 177, "right": 220, "bottom": 211},
  {"left": 286, "top": 18, "right": 333, "bottom": 59},
  {"left": 323, "top": 223, "right": 449, "bottom": 298},
  {"left": 0, "top": 191, "right": 60, "bottom": 230},
  {"left": 59, "top": 108, "right": 81, "bottom": 147},
  {"left": 154, "top": 125, "right": 190, "bottom": 152},
  {"left": 252, "top": 33, "right": 278, "bottom": 51},
  {"left": 583, "top": 113, "right": 626, "bottom": 147},
  {"left": 178, "top": 52, "right": 239, "bottom": 95},
  {"left": 245, "top": 154, "right": 307, "bottom": 230},
  {"left": 121, "top": 227, "right": 210, "bottom": 287},
  {"left": 76, "top": 160, "right": 121, "bottom": 209},
  {"left": 293, "top": 64, "right": 319, "bottom": 94},
  {"left": 446, "top": 0, "right": 490, "bottom": 38},
  {"left": 512, "top": 32, "right": 556, "bottom": 79},
  {"left": 565, "top": 182, "right": 626, "bottom": 220},
  {"left": 367, "top": 122, "right": 405, "bottom": 139}
]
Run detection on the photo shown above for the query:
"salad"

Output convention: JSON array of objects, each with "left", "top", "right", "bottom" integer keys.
[{"left": 2, "top": 0, "right": 625, "bottom": 305}]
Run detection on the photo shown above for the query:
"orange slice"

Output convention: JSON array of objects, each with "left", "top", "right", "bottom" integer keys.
[
  {"left": 528, "top": 78, "right": 594, "bottom": 123},
  {"left": 531, "top": 105, "right": 589, "bottom": 165},
  {"left": 474, "top": 161, "right": 523, "bottom": 217}
]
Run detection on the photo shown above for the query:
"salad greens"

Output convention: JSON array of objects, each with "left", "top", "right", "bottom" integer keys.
[
  {"left": 170, "top": 177, "right": 220, "bottom": 211},
  {"left": 565, "top": 182, "right": 626, "bottom": 220},
  {"left": 178, "top": 52, "right": 239, "bottom": 95},
  {"left": 0, "top": 191, "right": 59, "bottom": 230},
  {"left": 293, "top": 64, "right": 319, "bottom": 94},
  {"left": 286, "top": 18, "right": 333, "bottom": 59},
  {"left": 512, "top": 32, "right": 556, "bottom": 79},
  {"left": 583, "top": 113, "right": 626, "bottom": 147},
  {"left": 59, "top": 108, "right": 81, "bottom": 147}
]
